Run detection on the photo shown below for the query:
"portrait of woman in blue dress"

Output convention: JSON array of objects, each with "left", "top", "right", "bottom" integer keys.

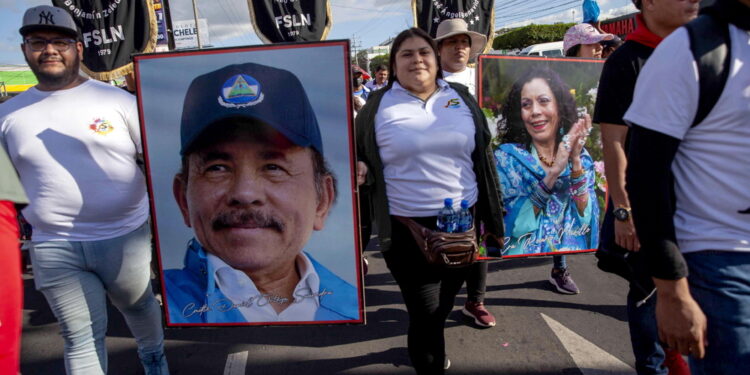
[{"left": 495, "top": 67, "right": 600, "bottom": 257}]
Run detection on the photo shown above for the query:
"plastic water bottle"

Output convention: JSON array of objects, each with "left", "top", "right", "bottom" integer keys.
[
  {"left": 457, "top": 200, "right": 473, "bottom": 232},
  {"left": 436, "top": 198, "right": 457, "bottom": 233}
]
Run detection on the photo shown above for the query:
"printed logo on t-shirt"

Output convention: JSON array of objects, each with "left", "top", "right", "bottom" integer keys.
[
  {"left": 218, "top": 74, "right": 264, "bottom": 108},
  {"left": 89, "top": 118, "right": 114, "bottom": 135},
  {"left": 444, "top": 98, "right": 461, "bottom": 108}
]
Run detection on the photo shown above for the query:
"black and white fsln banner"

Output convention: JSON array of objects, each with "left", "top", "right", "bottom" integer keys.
[
  {"left": 52, "top": 0, "right": 157, "bottom": 80},
  {"left": 412, "top": 0, "right": 495, "bottom": 52},
  {"left": 247, "top": 0, "right": 332, "bottom": 43}
]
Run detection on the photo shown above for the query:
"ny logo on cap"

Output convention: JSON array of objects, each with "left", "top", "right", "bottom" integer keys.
[{"left": 38, "top": 11, "right": 55, "bottom": 25}]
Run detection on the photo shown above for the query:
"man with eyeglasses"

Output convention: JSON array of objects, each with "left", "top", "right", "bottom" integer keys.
[{"left": 0, "top": 6, "right": 168, "bottom": 374}]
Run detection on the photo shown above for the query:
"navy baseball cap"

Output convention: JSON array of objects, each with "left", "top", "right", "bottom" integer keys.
[{"left": 180, "top": 63, "right": 323, "bottom": 156}]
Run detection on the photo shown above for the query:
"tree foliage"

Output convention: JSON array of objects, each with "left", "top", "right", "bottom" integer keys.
[
  {"left": 492, "top": 23, "right": 575, "bottom": 50},
  {"left": 368, "top": 54, "right": 389, "bottom": 74}
]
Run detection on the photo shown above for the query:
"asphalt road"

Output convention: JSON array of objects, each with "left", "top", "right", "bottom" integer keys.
[{"left": 21, "top": 245, "right": 637, "bottom": 375}]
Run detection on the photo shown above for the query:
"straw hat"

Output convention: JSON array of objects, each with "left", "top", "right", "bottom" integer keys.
[{"left": 434, "top": 18, "right": 487, "bottom": 59}]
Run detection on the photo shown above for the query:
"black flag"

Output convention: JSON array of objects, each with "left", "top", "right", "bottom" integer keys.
[
  {"left": 247, "top": 0, "right": 331, "bottom": 43},
  {"left": 412, "top": 0, "right": 494, "bottom": 53},
  {"left": 52, "top": 0, "right": 157, "bottom": 80}
]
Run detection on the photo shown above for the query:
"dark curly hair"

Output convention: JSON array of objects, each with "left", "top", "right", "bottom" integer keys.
[
  {"left": 500, "top": 67, "right": 577, "bottom": 151},
  {"left": 387, "top": 28, "right": 443, "bottom": 87}
]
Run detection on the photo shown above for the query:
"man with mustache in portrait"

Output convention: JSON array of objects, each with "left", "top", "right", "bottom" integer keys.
[{"left": 164, "top": 63, "right": 358, "bottom": 324}]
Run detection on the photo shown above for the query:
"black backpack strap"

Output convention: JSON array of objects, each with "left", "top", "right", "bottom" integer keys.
[{"left": 685, "top": 14, "right": 731, "bottom": 128}]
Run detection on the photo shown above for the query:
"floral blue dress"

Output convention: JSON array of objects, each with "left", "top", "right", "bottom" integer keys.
[{"left": 495, "top": 143, "right": 600, "bottom": 255}]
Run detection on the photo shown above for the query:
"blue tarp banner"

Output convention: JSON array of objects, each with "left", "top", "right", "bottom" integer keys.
[{"left": 582, "top": 0, "right": 601, "bottom": 23}]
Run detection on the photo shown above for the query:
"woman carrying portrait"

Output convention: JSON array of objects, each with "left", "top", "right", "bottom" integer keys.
[
  {"left": 355, "top": 28, "right": 503, "bottom": 374},
  {"left": 495, "top": 67, "right": 599, "bottom": 294}
]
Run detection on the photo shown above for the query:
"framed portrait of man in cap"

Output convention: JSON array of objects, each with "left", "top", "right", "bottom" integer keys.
[{"left": 133, "top": 41, "right": 364, "bottom": 326}]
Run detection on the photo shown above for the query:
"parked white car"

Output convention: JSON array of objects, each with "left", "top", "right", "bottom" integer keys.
[{"left": 518, "top": 41, "right": 565, "bottom": 57}]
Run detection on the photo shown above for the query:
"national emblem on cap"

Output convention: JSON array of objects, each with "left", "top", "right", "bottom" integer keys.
[{"left": 219, "top": 74, "right": 264, "bottom": 108}]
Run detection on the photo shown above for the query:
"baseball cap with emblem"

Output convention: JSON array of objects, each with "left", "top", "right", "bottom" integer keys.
[
  {"left": 19, "top": 5, "right": 79, "bottom": 38},
  {"left": 180, "top": 62, "right": 323, "bottom": 156}
]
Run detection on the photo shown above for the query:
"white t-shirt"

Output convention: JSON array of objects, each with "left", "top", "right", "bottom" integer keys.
[
  {"left": 375, "top": 80, "right": 478, "bottom": 216},
  {"left": 209, "top": 252, "right": 320, "bottom": 322},
  {"left": 624, "top": 25, "right": 750, "bottom": 254},
  {"left": 0, "top": 79, "right": 148, "bottom": 241},
  {"left": 443, "top": 67, "right": 476, "bottom": 97}
]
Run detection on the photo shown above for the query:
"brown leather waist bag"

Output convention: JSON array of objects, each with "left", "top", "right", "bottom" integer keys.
[{"left": 395, "top": 216, "right": 478, "bottom": 267}]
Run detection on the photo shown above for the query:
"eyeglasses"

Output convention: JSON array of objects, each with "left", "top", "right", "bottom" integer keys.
[{"left": 24, "top": 38, "right": 77, "bottom": 52}]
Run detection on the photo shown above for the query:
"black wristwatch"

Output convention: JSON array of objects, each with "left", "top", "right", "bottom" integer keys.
[{"left": 613, "top": 207, "right": 631, "bottom": 222}]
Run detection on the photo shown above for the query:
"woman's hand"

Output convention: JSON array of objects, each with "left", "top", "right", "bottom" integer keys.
[
  {"left": 542, "top": 116, "right": 591, "bottom": 190},
  {"left": 356, "top": 161, "right": 368, "bottom": 186},
  {"left": 569, "top": 114, "right": 592, "bottom": 165},
  {"left": 549, "top": 122, "right": 583, "bottom": 176}
]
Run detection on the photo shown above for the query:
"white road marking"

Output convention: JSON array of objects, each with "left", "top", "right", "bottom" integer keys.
[
  {"left": 224, "top": 351, "right": 248, "bottom": 375},
  {"left": 541, "top": 313, "right": 636, "bottom": 375}
]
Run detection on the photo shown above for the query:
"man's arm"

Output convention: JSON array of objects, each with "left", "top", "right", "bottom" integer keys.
[
  {"left": 122, "top": 92, "right": 145, "bottom": 173},
  {"left": 626, "top": 124, "right": 706, "bottom": 358},
  {"left": 626, "top": 125, "right": 686, "bottom": 278},
  {"left": 600, "top": 123, "right": 639, "bottom": 251},
  {"left": 652, "top": 278, "right": 707, "bottom": 358}
]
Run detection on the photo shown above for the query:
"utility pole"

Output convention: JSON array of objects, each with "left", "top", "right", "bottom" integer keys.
[
  {"left": 192, "top": 0, "right": 202, "bottom": 49},
  {"left": 351, "top": 36, "right": 361, "bottom": 67}
]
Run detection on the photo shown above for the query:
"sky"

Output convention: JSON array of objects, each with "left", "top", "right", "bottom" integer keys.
[{"left": 1, "top": 0, "right": 636, "bottom": 66}]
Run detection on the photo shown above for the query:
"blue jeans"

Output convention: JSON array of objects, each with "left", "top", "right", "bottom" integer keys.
[
  {"left": 627, "top": 289, "right": 667, "bottom": 375},
  {"left": 553, "top": 255, "right": 566, "bottom": 269},
  {"left": 30, "top": 223, "right": 167, "bottom": 374},
  {"left": 684, "top": 251, "right": 750, "bottom": 375}
]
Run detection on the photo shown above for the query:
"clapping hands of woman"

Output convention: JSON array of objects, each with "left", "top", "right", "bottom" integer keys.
[{"left": 549, "top": 114, "right": 591, "bottom": 177}]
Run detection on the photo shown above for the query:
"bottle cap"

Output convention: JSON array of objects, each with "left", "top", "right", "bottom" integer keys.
[
  {"left": 461, "top": 199, "right": 469, "bottom": 208},
  {"left": 444, "top": 198, "right": 453, "bottom": 206}
]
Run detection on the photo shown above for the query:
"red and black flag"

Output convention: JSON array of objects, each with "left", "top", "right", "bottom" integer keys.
[{"left": 247, "top": 0, "right": 332, "bottom": 43}]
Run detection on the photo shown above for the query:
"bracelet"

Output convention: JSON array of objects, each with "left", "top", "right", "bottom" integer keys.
[
  {"left": 570, "top": 173, "right": 586, "bottom": 186},
  {"left": 530, "top": 194, "right": 548, "bottom": 209},
  {"left": 572, "top": 193, "right": 588, "bottom": 203},
  {"left": 530, "top": 181, "right": 551, "bottom": 208},
  {"left": 570, "top": 182, "right": 588, "bottom": 197},
  {"left": 570, "top": 178, "right": 586, "bottom": 192},
  {"left": 538, "top": 180, "right": 553, "bottom": 194}
]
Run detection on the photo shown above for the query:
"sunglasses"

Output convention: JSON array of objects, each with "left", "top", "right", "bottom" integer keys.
[{"left": 24, "top": 37, "right": 77, "bottom": 52}]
